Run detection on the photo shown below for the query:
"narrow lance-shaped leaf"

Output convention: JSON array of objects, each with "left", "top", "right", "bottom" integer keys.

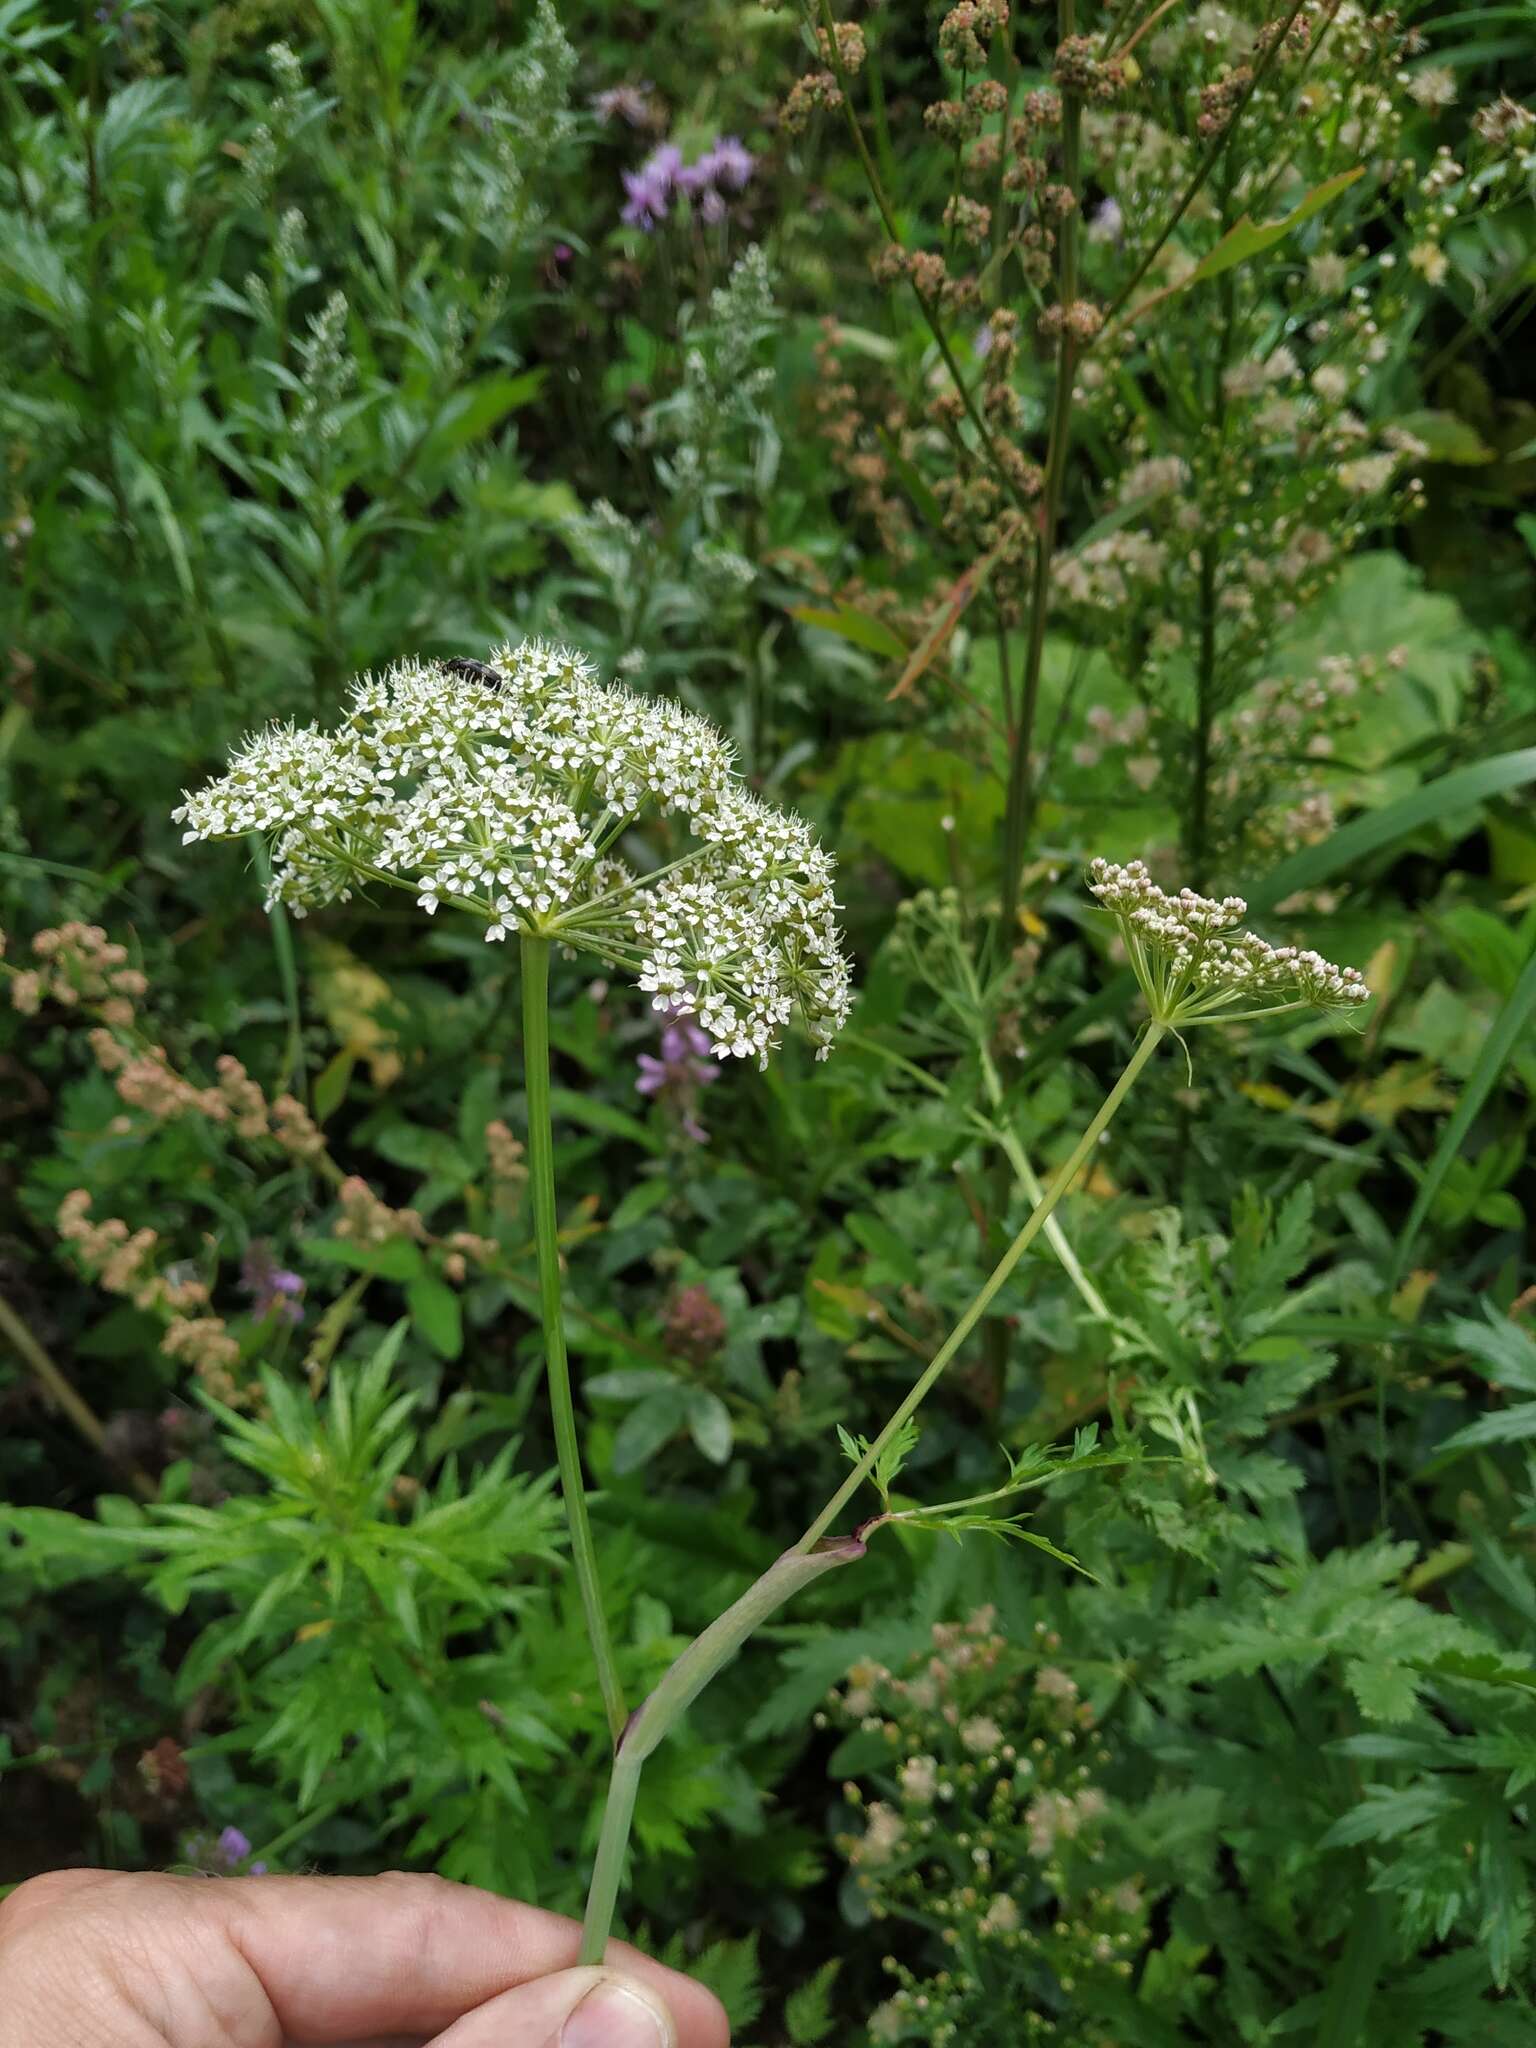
[{"left": 1125, "top": 167, "right": 1365, "bottom": 325}]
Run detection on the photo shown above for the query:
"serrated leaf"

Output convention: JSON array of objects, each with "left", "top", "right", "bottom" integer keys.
[
  {"left": 1413, "top": 1649, "right": 1536, "bottom": 1697},
  {"left": 1345, "top": 1657, "right": 1421, "bottom": 1722},
  {"left": 688, "top": 1934, "right": 763, "bottom": 2030},
  {"left": 785, "top": 1959, "right": 841, "bottom": 2045},
  {"left": 1319, "top": 1782, "right": 1458, "bottom": 1848}
]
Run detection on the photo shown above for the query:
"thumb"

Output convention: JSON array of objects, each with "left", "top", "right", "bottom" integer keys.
[{"left": 426, "top": 1965, "right": 678, "bottom": 2048}]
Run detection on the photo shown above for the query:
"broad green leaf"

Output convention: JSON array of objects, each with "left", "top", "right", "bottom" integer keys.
[
  {"left": 405, "top": 1274, "right": 463, "bottom": 1360},
  {"left": 307, "top": 1236, "right": 425, "bottom": 1282},
  {"left": 585, "top": 1369, "right": 679, "bottom": 1402},
  {"left": 547, "top": 1085, "right": 662, "bottom": 1155},
  {"left": 416, "top": 370, "right": 545, "bottom": 464},
  {"left": 608, "top": 1179, "right": 672, "bottom": 1229},
  {"left": 373, "top": 1122, "right": 474, "bottom": 1183},
  {"left": 312, "top": 1048, "right": 355, "bottom": 1123},
  {"left": 686, "top": 1389, "right": 734, "bottom": 1465},
  {"left": 612, "top": 1387, "right": 692, "bottom": 1473}
]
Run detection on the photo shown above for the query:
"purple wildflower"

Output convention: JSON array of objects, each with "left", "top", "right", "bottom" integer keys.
[
  {"left": 621, "top": 144, "right": 682, "bottom": 229},
  {"left": 240, "top": 1242, "right": 304, "bottom": 1326},
  {"left": 218, "top": 1827, "right": 252, "bottom": 1865},
  {"left": 698, "top": 135, "right": 755, "bottom": 191},
  {"left": 636, "top": 1008, "right": 718, "bottom": 1144},
  {"left": 620, "top": 135, "right": 755, "bottom": 231}
]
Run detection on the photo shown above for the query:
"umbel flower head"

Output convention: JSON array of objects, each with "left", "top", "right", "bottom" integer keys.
[
  {"left": 1088, "top": 859, "right": 1369, "bottom": 1029},
  {"left": 175, "top": 644, "right": 853, "bottom": 1066}
]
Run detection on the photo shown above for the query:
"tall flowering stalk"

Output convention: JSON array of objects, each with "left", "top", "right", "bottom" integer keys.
[
  {"left": 176, "top": 643, "right": 852, "bottom": 1743},
  {"left": 178, "top": 702, "right": 1365, "bottom": 1987}
]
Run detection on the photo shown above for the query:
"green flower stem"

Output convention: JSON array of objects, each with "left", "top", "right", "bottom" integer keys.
[
  {"left": 799, "top": 1020, "right": 1166, "bottom": 1552},
  {"left": 577, "top": 1022, "right": 1167, "bottom": 1960},
  {"left": 520, "top": 935, "right": 628, "bottom": 1747},
  {"left": 579, "top": 1750, "right": 643, "bottom": 1964},
  {"left": 580, "top": 1535, "right": 867, "bottom": 1963},
  {"left": 975, "top": 1042, "right": 1112, "bottom": 1325}
]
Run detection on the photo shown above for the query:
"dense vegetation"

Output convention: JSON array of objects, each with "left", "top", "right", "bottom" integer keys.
[{"left": 3, "top": 0, "right": 1535, "bottom": 2039}]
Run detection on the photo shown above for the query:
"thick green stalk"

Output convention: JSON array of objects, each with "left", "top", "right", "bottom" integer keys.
[
  {"left": 580, "top": 1752, "right": 642, "bottom": 1964},
  {"left": 520, "top": 937, "right": 627, "bottom": 1746},
  {"left": 580, "top": 1537, "right": 866, "bottom": 1962},
  {"left": 799, "top": 1021, "right": 1165, "bottom": 1551}
]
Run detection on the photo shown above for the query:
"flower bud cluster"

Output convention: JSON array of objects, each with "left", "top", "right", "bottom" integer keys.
[
  {"left": 56, "top": 1190, "right": 245, "bottom": 1404},
  {"left": 1088, "top": 858, "right": 1369, "bottom": 1025},
  {"left": 938, "top": 0, "right": 1008, "bottom": 73},
  {"left": 1053, "top": 34, "right": 1129, "bottom": 102},
  {"left": 828, "top": 1613, "right": 1147, "bottom": 2045},
  {"left": 176, "top": 644, "right": 852, "bottom": 1068},
  {"left": 6, "top": 922, "right": 146, "bottom": 1027}
]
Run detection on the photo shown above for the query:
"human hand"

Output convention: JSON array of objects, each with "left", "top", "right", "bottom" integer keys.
[{"left": 0, "top": 1868, "right": 730, "bottom": 2048}]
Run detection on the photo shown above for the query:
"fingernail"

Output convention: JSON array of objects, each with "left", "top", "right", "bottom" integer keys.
[{"left": 561, "top": 1979, "right": 670, "bottom": 2048}]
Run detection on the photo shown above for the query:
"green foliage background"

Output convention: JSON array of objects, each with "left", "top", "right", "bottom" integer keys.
[{"left": 2, "top": 0, "right": 1536, "bottom": 2040}]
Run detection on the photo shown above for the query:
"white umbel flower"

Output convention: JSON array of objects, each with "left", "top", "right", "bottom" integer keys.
[
  {"left": 175, "top": 643, "right": 853, "bottom": 1065},
  {"left": 1088, "top": 858, "right": 1369, "bottom": 1027}
]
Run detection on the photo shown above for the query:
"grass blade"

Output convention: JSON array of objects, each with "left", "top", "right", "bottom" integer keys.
[{"left": 1390, "top": 944, "right": 1536, "bottom": 1286}]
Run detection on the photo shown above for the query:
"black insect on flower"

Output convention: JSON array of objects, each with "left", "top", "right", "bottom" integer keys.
[{"left": 441, "top": 658, "right": 504, "bottom": 688}]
